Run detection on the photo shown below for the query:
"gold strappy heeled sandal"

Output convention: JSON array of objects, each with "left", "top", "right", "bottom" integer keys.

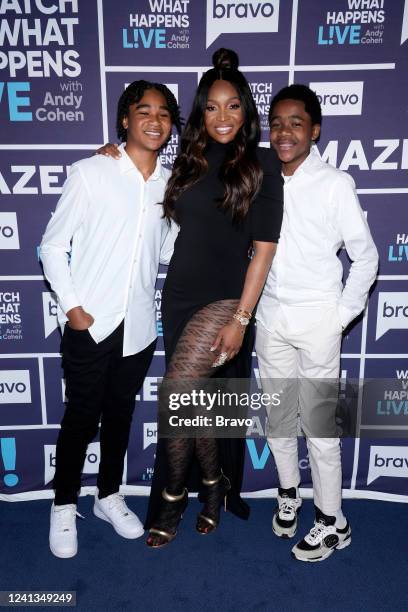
[
  {"left": 146, "top": 487, "right": 188, "bottom": 548},
  {"left": 196, "top": 471, "right": 231, "bottom": 535}
]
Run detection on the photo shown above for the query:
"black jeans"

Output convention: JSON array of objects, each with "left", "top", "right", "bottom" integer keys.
[{"left": 54, "top": 321, "right": 155, "bottom": 505}]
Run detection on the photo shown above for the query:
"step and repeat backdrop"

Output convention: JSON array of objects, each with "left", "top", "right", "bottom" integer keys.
[{"left": 1, "top": 0, "right": 407, "bottom": 501}]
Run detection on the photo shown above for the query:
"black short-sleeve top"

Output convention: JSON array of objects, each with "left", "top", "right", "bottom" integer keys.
[{"left": 163, "top": 141, "right": 283, "bottom": 305}]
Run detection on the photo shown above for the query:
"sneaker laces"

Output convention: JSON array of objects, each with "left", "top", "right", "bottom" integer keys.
[
  {"left": 107, "top": 494, "right": 131, "bottom": 517},
  {"left": 305, "top": 519, "right": 334, "bottom": 545},
  {"left": 278, "top": 497, "right": 299, "bottom": 520},
  {"left": 54, "top": 505, "right": 84, "bottom": 532}
]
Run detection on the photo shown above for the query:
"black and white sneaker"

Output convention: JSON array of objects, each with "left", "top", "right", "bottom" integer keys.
[
  {"left": 291, "top": 508, "right": 351, "bottom": 562},
  {"left": 272, "top": 487, "right": 302, "bottom": 539}
]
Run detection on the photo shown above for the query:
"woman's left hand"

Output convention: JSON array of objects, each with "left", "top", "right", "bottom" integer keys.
[
  {"left": 210, "top": 320, "right": 245, "bottom": 367},
  {"left": 95, "top": 143, "right": 121, "bottom": 158}
]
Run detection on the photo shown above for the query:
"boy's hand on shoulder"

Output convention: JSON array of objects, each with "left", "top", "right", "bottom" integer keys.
[
  {"left": 95, "top": 143, "right": 121, "bottom": 159},
  {"left": 66, "top": 306, "right": 94, "bottom": 330}
]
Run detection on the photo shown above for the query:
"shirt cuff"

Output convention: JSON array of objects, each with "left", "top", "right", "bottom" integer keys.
[
  {"left": 59, "top": 291, "right": 81, "bottom": 315},
  {"left": 337, "top": 304, "right": 355, "bottom": 329}
]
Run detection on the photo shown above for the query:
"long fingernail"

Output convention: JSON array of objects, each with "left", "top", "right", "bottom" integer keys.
[{"left": 210, "top": 346, "right": 215, "bottom": 352}]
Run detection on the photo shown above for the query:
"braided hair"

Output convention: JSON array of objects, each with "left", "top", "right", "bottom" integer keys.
[{"left": 116, "top": 80, "right": 182, "bottom": 142}]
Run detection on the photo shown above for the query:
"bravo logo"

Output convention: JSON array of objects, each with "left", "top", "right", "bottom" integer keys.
[
  {"left": 143, "top": 422, "right": 157, "bottom": 450},
  {"left": 0, "top": 212, "right": 20, "bottom": 249},
  {"left": 376, "top": 292, "right": 408, "bottom": 340},
  {"left": 206, "top": 0, "right": 280, "bottom": 48},
  {"left": 42, "top": 291, "right": 58, "bottom": 339},
  {"left": 0, "top": 370, "right": 31, "bottom": 404},
  {"left": 367, "top": 446, "right": 408, "bottom": 485},
  {"left": 44, "top": 442, "right": 100, "bottom": 486},
  {"left": 309, "top": 81, "right": 363, "bottom": 116}
]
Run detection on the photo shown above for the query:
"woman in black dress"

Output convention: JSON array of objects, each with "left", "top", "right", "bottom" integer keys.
[{"left": 146, "top": 49, "right": 283, "bottom": 547}]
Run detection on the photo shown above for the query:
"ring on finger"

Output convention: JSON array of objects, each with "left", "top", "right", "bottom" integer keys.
[{"left": 212, "top": 351, "right": 229, "bottom": 368}]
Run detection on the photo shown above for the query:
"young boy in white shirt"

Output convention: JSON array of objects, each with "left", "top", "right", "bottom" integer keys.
[
  {"left": 40, "top": 81, "right": 180, "bottom": 558},
  {"left": 256, "top": 84, "right": 378, "bottom": 562}
]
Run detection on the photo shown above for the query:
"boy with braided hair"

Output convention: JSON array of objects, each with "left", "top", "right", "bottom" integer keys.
[{"left": 40, "top": 81, "right": 180, "bottom": 558}]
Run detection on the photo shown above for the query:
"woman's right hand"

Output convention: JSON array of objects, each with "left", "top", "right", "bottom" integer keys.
[
  {"left": 210, "top": 320, "right": 245, "bottom": 367},
  {"left": 95, "top": 143, "right": 121, "bottom": 159}
]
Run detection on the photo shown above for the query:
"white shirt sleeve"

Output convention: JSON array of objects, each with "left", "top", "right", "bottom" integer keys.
[
  {"left": 39, "top": 164, "right": 89, "bottom": 314},
  {"left": 333, "top": 173, "right": 379, "bottom": 327},
  {"left": 159, "top": 218, "right": 179, "bottom": 265}
]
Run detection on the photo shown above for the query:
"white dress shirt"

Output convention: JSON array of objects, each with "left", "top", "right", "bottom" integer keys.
[
  {"left": 40, "top": 143, "right": 178, "bottom": 356},
  {"left": 257, "top": 148, "right": 379, "bottom": 330}
]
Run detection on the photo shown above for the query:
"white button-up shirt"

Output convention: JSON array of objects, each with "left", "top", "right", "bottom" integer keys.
[
  {"left": 257, "top": 148, "right": 379, "bottom": 330},
  {"left": 40, "top": 143, "right": 178, "bottom": 356}
]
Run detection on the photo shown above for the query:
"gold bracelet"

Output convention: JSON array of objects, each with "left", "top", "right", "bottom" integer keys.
[
  {"left": 236, "top": 308, "right": 252, "bottom": 319},
  {"left": 233, "top": 312, "right": 251, "bottom": 327}
]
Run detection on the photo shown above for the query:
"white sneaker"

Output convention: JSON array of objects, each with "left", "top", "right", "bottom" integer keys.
[
  {"left": 292, "top": 513, "right": 351, "bottom": 562},
  {"left": 49, "top": 503, "right": 79, "bottom": 559},
  {"left": 93, "top": 493, "right": 144, "bottom": 539},
  {"left": 272, "top": 490, "right": 302, "bottom": 539}
]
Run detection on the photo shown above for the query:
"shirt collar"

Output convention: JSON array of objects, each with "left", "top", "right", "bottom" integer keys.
[
  {"left": 282, "top": 146, "right": 323, "bottom": 181},
  {"left": 116, "top": 142, "right": 166, "bottom": 182},
  {"left": 291, "top": 146, "right": 323, "bottom": 178}
]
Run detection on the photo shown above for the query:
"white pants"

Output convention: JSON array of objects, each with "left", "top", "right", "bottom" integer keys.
[{"left": 255, "top": 304, "right": 343, "bottom": 515}]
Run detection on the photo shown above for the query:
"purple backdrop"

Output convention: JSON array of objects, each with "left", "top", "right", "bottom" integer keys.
[{"left": 1, "top": 0, "right": 407, "bottom": 502}]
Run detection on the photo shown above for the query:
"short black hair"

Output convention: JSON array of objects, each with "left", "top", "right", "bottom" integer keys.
[
  {"left": 116, "top": 80, "right": 182, "bottom": 142},
  {"left": 269, "top": 84, "right": 322, "bottom": 127}
]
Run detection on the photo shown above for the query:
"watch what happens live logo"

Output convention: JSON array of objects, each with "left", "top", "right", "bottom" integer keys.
[
  {"left": 122, "top": 1, "right": 191, "bottom": 51},
  {"left": 387, "top": 233, "right": 408, "bottom": 263},
  {"left": 317, "top": 0, "right": 408, "bottom": 47},
  {"left": 0, "top": 0, "right": 87, "bottom": 128}
]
